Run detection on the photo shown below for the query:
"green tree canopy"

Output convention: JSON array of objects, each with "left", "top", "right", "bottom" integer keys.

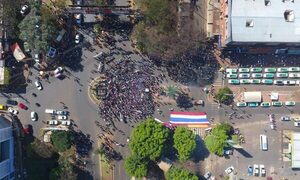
[
  {"left": 166, "top": 85, "right": 178, "bottom": 99},
  {"left": 93, "top": 24, "right": 102, "bottom": 35},
  {"left": 166, "top": 167, "right": 198, "bottom": 180},
  {"left": 18, "top": 15, "right": 57, "bottom": 53},
  {"left": 173, "top": 127, "right": 196, "bottom": 162},
  {"left": 215, "top": 87, "right": 234, "bottom": 105},
  {"left": 204, "top": 123, "right": 232, "bottom": 156},
  {"left": 125, "top": 155, "right": 148, "bottom": 178},
  {"left": 3, "top": 1, "right": 21, "bottom": 39},
  {"left": 51, "top": 131, "right": 72, "bottom": 152},
  {"left": 129, "top": 118, "right": 170, "bottom": 160}
]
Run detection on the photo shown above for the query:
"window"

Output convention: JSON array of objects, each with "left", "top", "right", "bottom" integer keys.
[{"left": 246, "top": 20, "right": 254, "bottom": 27}]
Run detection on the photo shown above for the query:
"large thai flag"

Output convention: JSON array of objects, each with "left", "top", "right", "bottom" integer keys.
[{"left": 170, "top": 112, "right": 209, "bottom": 125}]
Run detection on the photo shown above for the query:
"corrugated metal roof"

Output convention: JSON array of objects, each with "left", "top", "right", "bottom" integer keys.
[{"left": 230, "top": 0, "right": 300, "bottom": 43}]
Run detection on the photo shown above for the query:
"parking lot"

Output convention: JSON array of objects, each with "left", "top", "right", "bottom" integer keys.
[
  {"left": 204, "top": 112, "right": 300, "bottom": 180},
  {"left": 226, "top": 67, "right": 300, "bottom": 86}
]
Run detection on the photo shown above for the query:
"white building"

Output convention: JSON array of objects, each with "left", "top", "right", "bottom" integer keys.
[
  {"left": 221, "top": 0, "right": 300, "bottom": 46},
  {"left": 0, "top": 117, "right": 14, "bottom": 179},
  {"left": 292, "top": 132, "right": 300, "bottom": 168}
]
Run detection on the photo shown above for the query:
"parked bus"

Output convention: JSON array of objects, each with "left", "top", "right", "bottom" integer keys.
[{"left": 260, "top": 134, "right": 268, "bottom": 151}]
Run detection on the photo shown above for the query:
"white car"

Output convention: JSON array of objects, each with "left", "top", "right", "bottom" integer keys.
[
  {"left": 58, "top": 115, "right": 67, "bottom": 120},
  {"left": 283, "top": 80, "right": 296, "bottom": 85},
  {"left": 35, "top": 81, "right": 43, "bottom": 90},
  {"left": 289, "top": 73, "right": 300, "bottom": 78},
  {"left": 254, "top": 164, "right": 259, "bottom": 176},
  {"left": 61, "top": 120, "right": 71, "bottom": 126},
  {"left": 54, "top": 67, "right": 63, "bottom": 74},
  {"left": 20, "top": 5, "right": 29, "bottom": 15},
  {"left": 47, "top": 120, "right": 59, "bottom": 125},
  {"left": 56, "top": 110, "right": 68, "bottom": 115},
  {"left": 75, "top": 34, "right": 80, "bottom": 44},
  {"left": 294, "top": 122, "right": 300, "bottom": 127},
  {"left": 260, "top": 165, "right": 266, "bottom": 177},
  {"left": 8, "top": 107, "right": 18, "bottom": 115},
  {"left": 225, "top": 166, "right": 234, "bottom": 175},
  {"left": 31, "top": 111, "right": 37, "bottom": 121}
]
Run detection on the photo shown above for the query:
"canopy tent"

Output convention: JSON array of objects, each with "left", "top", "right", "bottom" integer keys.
[
  {"left": 170, "top": 112, "right": 210, "bottom": 127},
  {"left": 10, "top": 43, "right": 26, "bottom": 61},
  {"left": 243, "top": 92, "right": 262, "bottom": 103}
]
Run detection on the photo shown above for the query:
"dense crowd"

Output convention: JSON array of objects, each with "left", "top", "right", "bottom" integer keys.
[
  {"left": 166, "top": 44, "right": 219, "bottom": 86},
  {"left": 98, "top": 59, "right": 156, "bottom": 124}
]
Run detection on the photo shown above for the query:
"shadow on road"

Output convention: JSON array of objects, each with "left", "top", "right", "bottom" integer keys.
[
  {"left": 235, "top": 148, "right": 253, "bottom": 158},
  {"left": 193, "top": 137, "right": 210, "bottom": 163}
]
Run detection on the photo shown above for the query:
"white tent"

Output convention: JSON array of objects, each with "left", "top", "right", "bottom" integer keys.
[
  {"left": 243, "top": 92, "right": 262, "bottom": 102},
  {"left": 292, "top": 132, "right": 300, "bottom": 168}
]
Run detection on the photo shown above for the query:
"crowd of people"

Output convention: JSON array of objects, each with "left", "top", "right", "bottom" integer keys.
[
  {"left": 166, "top": 44, "right": 219, "bottom": 86},
  {"left": 98, "top": 58, "right": 157, "bottom": 124}
]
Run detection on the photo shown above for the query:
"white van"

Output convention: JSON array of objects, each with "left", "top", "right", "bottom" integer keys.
[
  {"left": 45, "top": 109, "right": 57, "bottom": 114},
  {"left": 260, "top": 134, "right": 268, "bottom": 151}
]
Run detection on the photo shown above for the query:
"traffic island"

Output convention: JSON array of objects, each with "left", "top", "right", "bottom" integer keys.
[
  {"left": 88, "top": 75, "right": 109, "bottom": 106},
  {"left": 97, "top": 138, "right": 113, "bottom": 180}
]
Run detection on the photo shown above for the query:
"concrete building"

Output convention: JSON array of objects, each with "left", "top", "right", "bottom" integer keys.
[
  {"left": 219, "top": 0, "right": 300, "bottom": 52},
  {"left": 0, "top": 117, "right": 14, "bottom": 180}
]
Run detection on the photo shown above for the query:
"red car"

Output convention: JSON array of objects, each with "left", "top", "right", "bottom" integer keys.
[{"left": 19, "top": 103, "right": 27, "bottom": 110}]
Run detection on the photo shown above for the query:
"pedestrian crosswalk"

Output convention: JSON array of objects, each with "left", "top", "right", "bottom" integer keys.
[
  {"left": 213, "top": 80, "right": 223, "bottom": 87},
  {"left": 190, "top": 128, "right": 204, "bottom": 137}
]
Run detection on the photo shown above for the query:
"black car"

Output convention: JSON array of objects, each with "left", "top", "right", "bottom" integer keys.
[{"left": 6, "top": 99, "right": 18, "bottom": 106}]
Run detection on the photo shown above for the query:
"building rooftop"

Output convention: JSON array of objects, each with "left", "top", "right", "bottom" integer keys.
[
  {"left": 0, "top": 116, "right": 10, "bottom": 129},
  {"left": 292, "top": 132, "right": 300, "bottom": 168},
  {"left": 230, "top": 0, "right": 300, "bottom": 43}
]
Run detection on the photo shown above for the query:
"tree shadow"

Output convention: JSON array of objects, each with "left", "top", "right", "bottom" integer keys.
[
  {"left": 147, "top": 160, "right": 165, "bottom": 180},
  {"left": 75, "top": 166, "right": 93, "bottom": 180},
  {"left": 71, "top": 130, "right": 93, "bottom": 157},
  {"left": 176, "top": 93, "right": 193, "bottom": 109},
  {"left": 192, "top": 136, "right": 210, "bottom": 163},
  {"left": 60, "top": 45, "right": 84, "bottom": 72}
]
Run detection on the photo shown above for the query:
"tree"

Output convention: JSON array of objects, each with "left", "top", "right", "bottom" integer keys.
[
  {"left": 125, "top": 155, "right": 148, "bottom": 178},
  {"left": 176, "top": 94, "right": 193, "bottom": 109},
  {"left": 93, "top": 24, "right": 102, "bottom": 35},
  {"left": 18, "top": 15, "right": 57, "bottom": 53},
  {"left": 129, "top": 118, "right": 170, "bottom": 160},
  {"left": 215, "top": 87, "right": 234, "bottom": 105},
  {"left": 173, "top": 127, "right": 196, "bottom": 162},
  {"left": 165, "top": 85, "right": 178, "bottom": 99},
  {"left": 51, "top": 131, "right": 72, "bottom": 152},
  {"left": 3, "top": 0, "right": 21, "bottom": 39},
  {"left": 166, "top": 167, "right": 198, "bottom": 180},
  {"left": 204, "top": 123, "right": 232, "bottom": 156}
]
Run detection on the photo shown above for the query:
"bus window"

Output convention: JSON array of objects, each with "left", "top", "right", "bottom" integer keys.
[{"left": 260, "top": 134, "right": 268, "bottom": 151}]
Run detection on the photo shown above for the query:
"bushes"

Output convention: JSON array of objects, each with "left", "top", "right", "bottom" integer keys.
[
  {"left": 173, "top": 127, "right": 196, "bottom": 162},
  {"left": 215, "top": 87, "right": 234, "bottom": 105},
  {"left": 51, "top": 131, "right": 72, "bottom": 152},
  {"left": 166, "top": 167, "right": 198, "bottom": 180}
]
